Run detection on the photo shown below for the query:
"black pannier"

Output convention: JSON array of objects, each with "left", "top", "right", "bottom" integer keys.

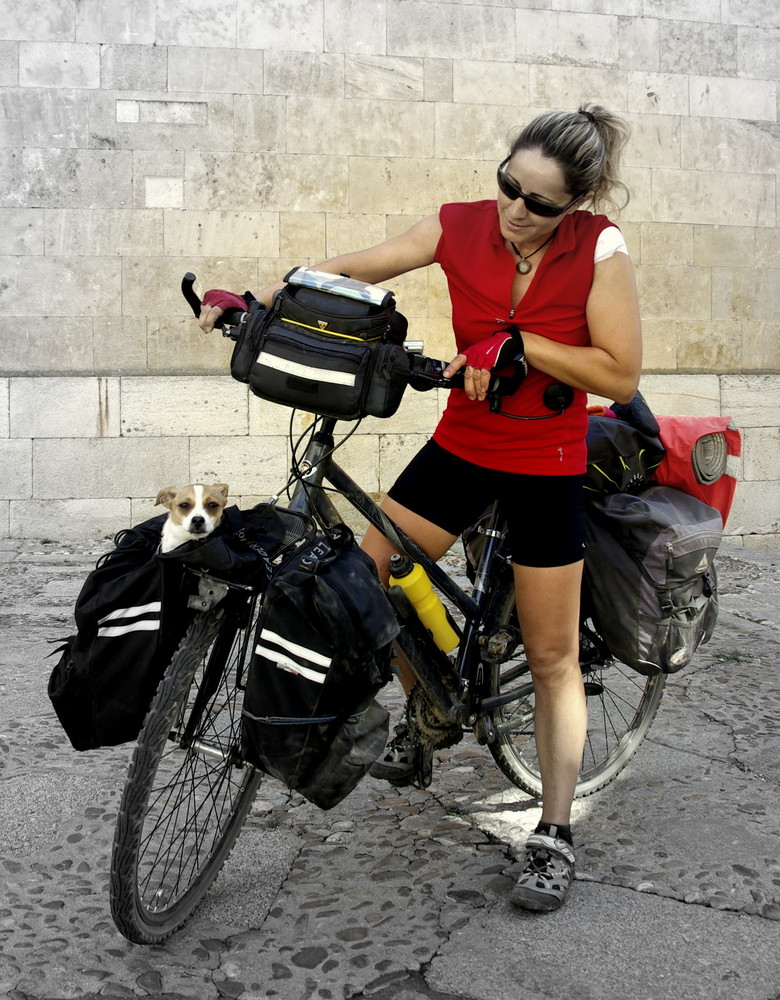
[
  {"left": 583, "top": 485, "right": 722, "bottom": 676},
  {"left": 241, "top": 525, "right": 400, "bottom": 809},
  {"left": 47, "top": 514, "right": 191, "bottom": 751},
  {"left": 229, "top": 267, "right": 410, "bottom": 421},
  {"left": 47, "top": 506, "right": 286, "bottom": 751}
]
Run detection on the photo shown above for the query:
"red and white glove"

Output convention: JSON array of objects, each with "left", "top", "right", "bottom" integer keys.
[
  {"left": 202, "top": 289, "right": 249, "bottom": 313},
  {"left": 461, "top": 330, "right": 521, "bottom": 372},
  {"left": 444, "top": 329, "right": 525, "bottom": 400}
]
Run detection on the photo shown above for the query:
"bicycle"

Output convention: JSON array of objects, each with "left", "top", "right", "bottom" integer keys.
[{"left": 108, "top": 276, "right": 666, "bottom": 944}]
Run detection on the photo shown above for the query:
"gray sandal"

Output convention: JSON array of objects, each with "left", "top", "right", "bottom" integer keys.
[{"left": 510, "top": 832, "right": 575, "bottom": 912}]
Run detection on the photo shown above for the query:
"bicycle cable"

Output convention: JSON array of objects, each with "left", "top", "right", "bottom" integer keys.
[{"left": 284, "top": 411, "right": 364, "bottom": 516}]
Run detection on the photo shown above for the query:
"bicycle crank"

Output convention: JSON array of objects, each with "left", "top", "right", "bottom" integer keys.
[{"left": 406, "top": 686, "right": 463, "bottom": 752}]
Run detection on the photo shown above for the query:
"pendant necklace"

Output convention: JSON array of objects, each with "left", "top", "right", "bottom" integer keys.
[{"left": 511, "top": 232, "right": 555, "bottom": 274}]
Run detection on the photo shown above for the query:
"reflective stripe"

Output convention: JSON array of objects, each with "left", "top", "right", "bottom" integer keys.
[
  {"left": 256, "top": 628, "right": 332, "bottom": 669},
  {"left": 255, "top": 352, "right": 356, "bottom": 387},
  {"left": 98, "top": 620, "right": 160, "bottom": 638},
  {"left": 257, "top": 652, "right": 327, "bottom": 685},
  {"left": 99, "top": 601, "right": 161, "bottom": 625},
  {"left": 255, "top": 627, "right": 332, "bottom": 685}
]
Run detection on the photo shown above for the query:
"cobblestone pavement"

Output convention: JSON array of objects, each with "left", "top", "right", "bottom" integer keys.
[{"left": 1, "top": 537, "right": 779, "bottom": 1000}]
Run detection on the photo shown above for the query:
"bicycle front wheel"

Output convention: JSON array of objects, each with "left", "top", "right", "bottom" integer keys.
[
  {"left": 110, "top": 602, "right": 262, "bottom": 944},
  {"left": 486, "top": 594, "right": 666, "bottom": 798}
]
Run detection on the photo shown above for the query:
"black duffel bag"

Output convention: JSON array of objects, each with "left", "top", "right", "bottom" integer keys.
[
  {"left": 584, "top": 391, "right": 666, "bottom": 496},
  {"left": 229, "top": 267, "right": 410, "bottom": 421}
]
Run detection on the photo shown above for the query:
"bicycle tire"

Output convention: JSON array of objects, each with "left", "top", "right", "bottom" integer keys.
[
  {"left": 485, "top": 590, "right": 666, "bottom": 798},
  {"left": 110, "top": 604, "right": 262, "bottom": 944}
]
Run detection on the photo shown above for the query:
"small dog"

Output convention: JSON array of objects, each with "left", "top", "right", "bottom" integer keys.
[{"left": 155, "top": 483, "right": 229, "bottom": 552}]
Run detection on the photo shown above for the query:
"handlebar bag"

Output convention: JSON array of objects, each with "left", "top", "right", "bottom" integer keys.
[
  {"left": 230, "top": 268, "right": 410, "bottom": 421},
  {"left": 241, "top": 525, "right": 400, "bottom": 809}
]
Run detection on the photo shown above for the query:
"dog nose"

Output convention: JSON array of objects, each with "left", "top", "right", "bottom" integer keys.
[{"left": 190, "top": 516, "right": 205, "bottom": 529}]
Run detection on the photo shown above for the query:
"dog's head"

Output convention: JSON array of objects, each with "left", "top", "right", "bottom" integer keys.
[{"left": 155, "top": 483, "right": 229, "bottom": 549}]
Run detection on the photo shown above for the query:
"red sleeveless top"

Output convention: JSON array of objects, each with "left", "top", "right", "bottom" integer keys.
[{"left": 432, "top": 200, "right": 613, "bottom": 475}]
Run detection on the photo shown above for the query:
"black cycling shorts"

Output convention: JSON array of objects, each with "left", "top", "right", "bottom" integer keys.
[{"left": 387, "top": 439, "right": 585, "bottom": 568}]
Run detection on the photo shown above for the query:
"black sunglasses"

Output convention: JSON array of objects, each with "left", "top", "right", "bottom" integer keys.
[{"left": 497, "top": 157, "right": 584, "bottom": 218}]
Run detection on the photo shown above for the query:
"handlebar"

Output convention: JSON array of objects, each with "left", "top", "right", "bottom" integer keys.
[{"left": 181, "top": 272, "right": 525, "bottom": 405}]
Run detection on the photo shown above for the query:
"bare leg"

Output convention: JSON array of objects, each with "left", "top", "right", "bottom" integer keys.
[
  {"left": 361, "top": 496, "right": 456, "bottom": 583},
  {"left": 361, "top": 496, "right": 456, "bottom": 694},
  {"left": 513, "top": 560, "right": 587, "bottom": 827}
]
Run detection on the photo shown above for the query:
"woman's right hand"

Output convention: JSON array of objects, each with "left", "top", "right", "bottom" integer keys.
[
  {"left": 444, "top": 331, "right": 523, "bottom": 401},
  {"left": 444, "top": 353, "right": 492, "bottom": 401}
]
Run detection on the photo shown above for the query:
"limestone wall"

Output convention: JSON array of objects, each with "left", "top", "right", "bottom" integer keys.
[{"left": 1, "top": 0, "right": 778, "bottom": 548}]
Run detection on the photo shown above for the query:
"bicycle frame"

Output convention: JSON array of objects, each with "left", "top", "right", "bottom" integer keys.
[
  {"left": 277, "top": 416, "right": 526, "bottom": 728},
  {"left": 106, "top": 277, "right": 673, "bottom": 947}
]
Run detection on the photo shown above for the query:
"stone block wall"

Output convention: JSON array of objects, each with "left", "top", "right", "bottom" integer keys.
[{"left": 0, "top": 0, "right": 778, "bottom": 548}]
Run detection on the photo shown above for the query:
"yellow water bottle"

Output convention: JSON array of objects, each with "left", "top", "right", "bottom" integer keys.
[{"left": 389, "top": 553, "right": 459, "bottom": 653}]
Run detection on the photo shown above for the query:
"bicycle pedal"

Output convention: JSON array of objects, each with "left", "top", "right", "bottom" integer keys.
[{"left": 415, "top": 746, "right": 434, "bottom": 789}]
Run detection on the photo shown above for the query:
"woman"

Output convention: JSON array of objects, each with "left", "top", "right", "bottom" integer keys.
[{"left": 199, "top": 104, "right": 641, "bottom": 912}]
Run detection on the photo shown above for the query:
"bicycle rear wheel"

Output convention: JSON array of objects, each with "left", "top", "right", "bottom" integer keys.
[
  {"left": 110, "top": 597, "right": 262, "bottom": 944},
  {"left": 485, "top": 593, "right": 666, "bottom": 798}
]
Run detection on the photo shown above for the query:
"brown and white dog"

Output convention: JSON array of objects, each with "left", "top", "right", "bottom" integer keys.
[{"left": 155, "top": 483, "right": 229, "bottom": 552}]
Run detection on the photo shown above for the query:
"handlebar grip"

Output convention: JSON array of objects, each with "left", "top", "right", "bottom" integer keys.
[{"left": 182, "top": 272, "right": 201, "bottom": 319}]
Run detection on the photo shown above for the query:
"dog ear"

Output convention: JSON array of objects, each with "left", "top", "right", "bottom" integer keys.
[
  {"left": 155, "top": 487, "right": 179, "bottom": 508},
  {"left": 212, "top": 483, "right": 229, "bottom": 500}
]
